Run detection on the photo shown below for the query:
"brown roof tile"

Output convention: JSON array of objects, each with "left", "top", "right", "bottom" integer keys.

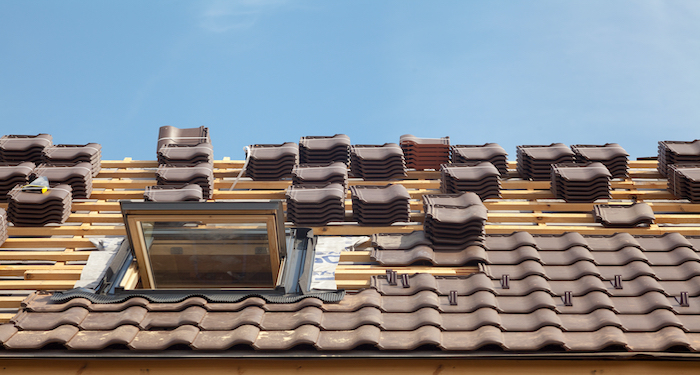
[{"left": 129, "top": 325, "right": 199, "bottom": 350}]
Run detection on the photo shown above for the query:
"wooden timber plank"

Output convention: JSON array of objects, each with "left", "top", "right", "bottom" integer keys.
[
  {"left": 0, "top": 265, "right": 83, "bottom": 277},
  {"left": 1, "top": 238, "right": 95, "bottom": 248},
  {"left": 66, "top": 213, "right": 124, "bottom": 223},
  {"left": 0, "top": 313, "right": 16, "bottom": 323},
  {"left": 0, "top": 296, "right": 27, "bottom": 309},
  {"left": 339, "top": 251, "right": 372, "bottom": 263},
  {"left": 0, "top": 251, "right": 90, "bottom": 261},
  {"left": 71, "top": 201, "right": 121, "bottom": 212},
  {"left": 0, "top": 280, "right": 76, "bottom": 290},
  {"left": 7, "top": 225, "right": 126, "bottom": 236},
  {"left": 92, "top": 178, "right": 441, "bottom": 190},
  {"left": 336, "top": 279, "right": 371, "bottom": 289},
  {"left": 483, "top": 201, "right": 700, "bottom": 213},
  {"left": 24, "top": 269, "right": 82, "bottom": 280}
]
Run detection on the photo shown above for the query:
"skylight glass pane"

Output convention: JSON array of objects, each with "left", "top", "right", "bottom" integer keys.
[{"left": 140, "top": 221, "right": 274, "bottom": 288}]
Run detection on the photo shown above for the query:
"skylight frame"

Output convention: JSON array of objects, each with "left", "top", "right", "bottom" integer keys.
[{"left": 121, "top": 201, "right": 286, "bottom": 289}]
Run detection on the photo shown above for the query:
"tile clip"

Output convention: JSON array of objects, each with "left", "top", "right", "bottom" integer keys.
[
  {"left": 448, "top": 290, "right": 458, "bottom": 306},
  {"left": 562, "top": 291, "right": 573, "bottom": 306},
  {"left": 386, "top": 269, "right": 397, "bottom": 286},
  {"left": 401, "top": 273, "right": 410, "bottom": 288},
  {"left": 611, "top": 275, "right": 623, "bottom": 289},
  {"left": 500, "top": 274, "right": 510, "bottom": 289},
  {"left": 676, "top": 291, "right": 690, "bottom": 307}
]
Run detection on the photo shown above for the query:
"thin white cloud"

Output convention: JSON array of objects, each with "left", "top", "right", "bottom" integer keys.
[{"left": 199, "top": 0, "right": 288, "bottom": 33}]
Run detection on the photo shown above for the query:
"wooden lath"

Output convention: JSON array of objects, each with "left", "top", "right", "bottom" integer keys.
[{"left": 0, "top": 158, "right": 698, "bottom": 321}]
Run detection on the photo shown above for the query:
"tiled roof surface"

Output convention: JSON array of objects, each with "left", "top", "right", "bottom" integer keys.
[{"left": 1, "top": 131, "right": 700, "bottom": 358}]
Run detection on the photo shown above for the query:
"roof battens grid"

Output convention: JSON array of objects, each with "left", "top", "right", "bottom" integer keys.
[{"left": 4, "top": 134, "right": 700, "bottom": 357}]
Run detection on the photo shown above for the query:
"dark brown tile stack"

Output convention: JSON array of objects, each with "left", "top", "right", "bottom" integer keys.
[
  {"left": 292, "top": 162, "right": 348, "bottom": 188},
  {"left": 286, "top": 183, "right": 346, "bottom": 226},
  {"left": 0, "top": 208, "right": 7, "bottom": 246},
  {"left": 350, "top": 184, "right": 410, "bottom": 225},
  {"left": 593, "top": 203, "right": 655, "bottom": 227},
  {"left": 30, "top": 162, "right": 94, "bottom": 199},
  {"left": 517, "top": 143, "right": 575, "bottom": 180},
  {"left": 245, "top": 143, "right": 298, "bottom": 181},
  {"left": 399, "top": 134, "right": 450, "bottom": 171},
  {"left": 42, "top": 143, "right": 102, "bottom": 177},
  {"left": 440, "top": 162, "right": 501, "bottom": 199},
  {"left": 667, "top": 164, "right": 700, "bottom": 203},
  {"left": 350, "top": 144, "right": 406, "bottom": 180},
  {"left": 658, "top": 140, "right": 700, "bottom": 177},
  {"left": 571, "top": 143, "right": 629, "bottom": 178},
  {"left": 144, "top": 184, "right": 204, "bottom": 202},
  {"left": 451, "top": 143, "right": 508, "bottom": 176},
  {"left": 0, "top": 134, "right": 53, "bottom": 164},
  {"left": 551, "top": 162, "right": 611, "bottom": 202},
  {"left": 158, "top": 143, "right": 213, "bottom": 166},
  {"left": 0, "top": 162, "right": 35, "bottom": 201},
  {"left": 6, "top": 184, "right": 72, "bottom": 226},
  {"left": 299, "top": 134, "right": 351, "bottom": 165},
  {"left": 423, "top": 192, "right": 487, "bottom": 249},
  {"left": 157, "top": 126, "right": 210, "bottom": 152},
  {"left": 156, "top": 162, "right": 214, "bottom": 200}
]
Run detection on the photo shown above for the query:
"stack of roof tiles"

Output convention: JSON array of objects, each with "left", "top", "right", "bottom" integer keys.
[
  {"left": 143, "top": 184, "right": 204, "bottom": 202},
  {"left": 42, "top": 143, "right": 102, "bottom": 177},
  {"left": 157, "top": 143, "right": 213, "bottom": 166},
  {"left": 0, "top": 134, "right": 52, "bottom": 164},
  {"left": 550, "top": 162, "right": 611, "bottom": 203},
  {"left": 6, "top": 184, "right": 72, "bottom": 226},
  {"left": 0, "top": 208, "right": 7, "bottom": 246},
  {"left": 0, "top": 162, "right": 35, "bottom": 201},
  {"left": 667, "top": 164, "right": 700, "bottom": 203},
  {"left": 399, "top": 134, "right": 450, "bottom": 171},
  {"left": 156, "top": 162, "right": 214, "bottom": 200},
  {"left": 286, "top": 183, "right": 346, "bottom": 226},
  {"left": 291, "top": 162, "right": 348, "bottom": 188},
  {"left": 30, "top": 163, "right": 93, "bottom": 199},
  {"left": 517, "top": 143, "right": 575, "bottom": 181},
  {"left": 658, "top": 140, "right": 700, "bottom": 177},
  {"left": 245, "top": 143, "right": 298, "bottom": 181},
  {"left": 593, "top": 203, "right": 655, "bottom": 227},
  {"left": 423, "top": 191, "right": 487, "bottom": 249},
  {"left": 451, "top": 143, "right": 508, "bottom": 176},
  {"left": 157, "top": 126, "right": 210, "bottom": 152},
  {"left": 440, "top": 162, "right": 501, "bottom": 199},
  {"left": 350, "top": 144, "right": 406, "bottom": 180},
  {"left": 571, "top": 143, "right": 629, "bottom": 178},
  {"left": 299, "top": 135, "right": 351, "bottom": 165},
  {"left": 350, "top": 184, "right": 410, "bottom": 225}
]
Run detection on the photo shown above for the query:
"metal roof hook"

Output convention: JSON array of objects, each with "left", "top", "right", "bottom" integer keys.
[{"left": 562, "top": 291, "right": 573, "bottom": 306}]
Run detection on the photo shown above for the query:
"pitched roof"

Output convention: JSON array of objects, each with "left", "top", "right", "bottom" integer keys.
[{"left": 2, "top": 132, "right": 700, "bottom": 358}]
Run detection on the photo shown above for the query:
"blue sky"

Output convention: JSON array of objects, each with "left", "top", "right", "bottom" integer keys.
[{"left": 1, "top": 1, "right": 698, "bottom": 160}]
